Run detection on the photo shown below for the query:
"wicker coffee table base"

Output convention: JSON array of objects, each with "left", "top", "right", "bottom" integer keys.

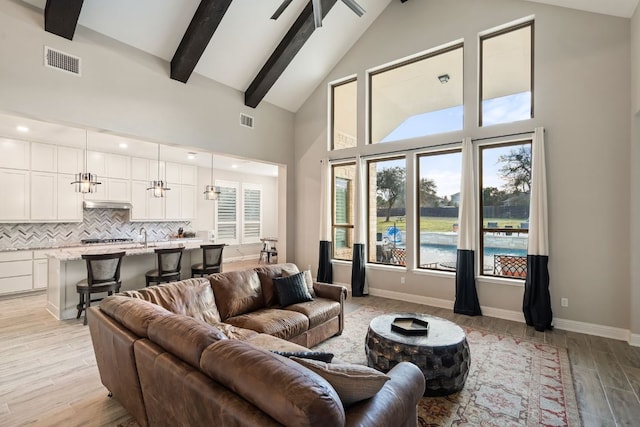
[{"left": 365, "top": 315, "right": 470, "bottom": 397}]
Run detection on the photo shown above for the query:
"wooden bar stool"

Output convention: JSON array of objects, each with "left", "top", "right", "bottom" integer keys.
[
  {"left": 76, "top": 252, "right": 125, "bottom": 326},
  {"left": 191, "top": 244, "right": 225, "bottom": 277},
  {"left": 145, "top": 247, "right": 184, "bottom": 286}
]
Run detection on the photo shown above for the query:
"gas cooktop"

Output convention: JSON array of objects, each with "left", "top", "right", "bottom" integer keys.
[{"left": 81, "top": 238, "right": 134, "bottom": 245}]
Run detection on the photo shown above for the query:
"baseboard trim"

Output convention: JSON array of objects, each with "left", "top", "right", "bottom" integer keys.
[{"left": 364, "top": 287, "right": 636, "bottom": 344}]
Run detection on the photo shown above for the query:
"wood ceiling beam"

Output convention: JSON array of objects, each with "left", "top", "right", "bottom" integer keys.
[
  {"left": 171, "top": 0, "right": 233, "bottom": 84},
  {"left": 244, "top": 0, "right": 338, "bottom": 109},
  {"left": 44, "top": 0, "right": 84, "bottom": 40}
]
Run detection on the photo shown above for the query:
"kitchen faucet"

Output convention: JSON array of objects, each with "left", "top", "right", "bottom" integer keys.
[{"left": 140, "top": 227, "right": 148, "bottom": 248}]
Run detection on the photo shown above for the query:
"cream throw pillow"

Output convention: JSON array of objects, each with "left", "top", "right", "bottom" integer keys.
[
  {"left": 290, "top": 357, "right": 390, "bottom": 407},
  {"left": 282, "top": 268, "right": 315, "bottom": 297}
]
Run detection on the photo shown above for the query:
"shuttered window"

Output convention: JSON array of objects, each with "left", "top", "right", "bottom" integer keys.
[
  {"left": 216, "top": 183, "right": 238, "bottom": 244},
  {"left": 243, "top": 185, "right": 262, "bottom": 243}
]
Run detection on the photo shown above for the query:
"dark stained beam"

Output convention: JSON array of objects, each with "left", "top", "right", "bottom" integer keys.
[
  {"left": 44, "top": 0, "right": 84, "bottom": 40},
  {"left": 244, "top": 0, "right": 338, "bottom": 108},
  {"left": 171, "top": 0, "right": 233, "bottom": 84}
]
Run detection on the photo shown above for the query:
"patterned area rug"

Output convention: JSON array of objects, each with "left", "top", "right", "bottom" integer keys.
[{"left": 313, "top": 305, "right": 581, "bottom": 427}]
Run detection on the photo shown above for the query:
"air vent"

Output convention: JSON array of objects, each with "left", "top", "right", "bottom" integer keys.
[
  {"left": 240, "top": 113, "right": 254, "bottom": 129},
  {"left": 44, "top": 46, "right": 81, "bottom": 76}
]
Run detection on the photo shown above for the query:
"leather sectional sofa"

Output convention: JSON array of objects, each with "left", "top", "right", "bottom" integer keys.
[{"left": 87, "top": 263, "right": 425, "bottom": 427}]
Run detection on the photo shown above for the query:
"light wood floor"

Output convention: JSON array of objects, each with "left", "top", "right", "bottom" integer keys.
[{"left": 1, "top": 268, "right": 640, "bottom": 426}]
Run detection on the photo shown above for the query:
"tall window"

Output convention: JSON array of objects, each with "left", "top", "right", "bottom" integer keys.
[
  {"left": 480, "top": 22, "right": 534, "bottom": 126},
  {"left": 479, "top": 141, "right": 531, "bottom": 278},
  {"left": 367, "top": 157, "right": 406, "bottom": 265},
  {"left": 369, "top": 44, "right": 463, "bottom": 144},
  {"left": 416, "top": 150, "right": 462, "bottom": 271},
  {"left": 242, "top": 184, "right": 262, "bottom": 244},
  {"left": 216, "top": 181, "right": 238, "bottom": 244},
  {"left": 331, "top": 78, "right": 357, "bottom": 150},
  {"left": 332, "top": 163, "right": 356, "bottom": 260}
]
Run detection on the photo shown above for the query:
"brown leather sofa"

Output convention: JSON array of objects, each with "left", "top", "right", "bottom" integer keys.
[{"left": 88, "top": 263, "right": 425, "bottom": 427}]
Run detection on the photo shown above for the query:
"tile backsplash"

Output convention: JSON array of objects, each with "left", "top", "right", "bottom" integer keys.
[{"left": 0, "top": 209, "right": 190, "bottom": 250}]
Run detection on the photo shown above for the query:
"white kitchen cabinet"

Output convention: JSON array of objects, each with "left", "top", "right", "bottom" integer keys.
[
  {"left": 131, "top": 180, "right": 164, "bottom": 221},
  {"left": 82, "top": 177, "right": 107, "bottom": 201},
  {"left": 181, "top": 165, "right": 197, "bottom": 186},
  {"left": 0, "top": 169, "right": 30, "bottom": 221},
  {"left": 30, "top": 172, "right": 58, "bottom": 221},
  {"left": 0, "top": 138, "right": 29, "bottom": 170},
  {"left": 149, "top": 159, "right": 166, "bottom": 182},
  {"left": 57, "top": 146, "right": 83, "bottom": 174},
  {"left": 33, "top": 258, "right": 48, "bottom": 290},
  {"left": 107, "top": 153, "right": 130, "bottom": 179},
  {"left": 87, "top": 151, "right": 107, "bottom": 177},
  {"left": 107, "top": 178, "right": 130, "bottom": 202},
  {"left": 0, "top": 251, "right": 33, "bottom": 295},
  {"left": 57, "top": 173, "right": 83, "bottom": 221},
  {"left": 165, "top": 162, "right": 182, "bottom": 184},
  {"left": 182, "top": 185, "right": 196, "bottom": 219},
  {"left": 31, "top": 142, "right": 57, "bottom": 172},
  {"left": 131, "top": 157, "right": 149, "bottom": 181},
  {"left": 165, "top": 185, "right": 181, "bottom": 219}
]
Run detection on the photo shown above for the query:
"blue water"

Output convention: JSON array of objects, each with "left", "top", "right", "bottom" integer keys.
[{"left": 419, "top": 243, "right": 526, "bottom": 266}]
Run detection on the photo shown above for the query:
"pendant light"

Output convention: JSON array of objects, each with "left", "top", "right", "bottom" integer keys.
[
  {"left": 203, "top": 152, "right": 221, "bottom": 200},
  {"left": 71, "top": 130, "right": 102, "bottom": 193},
  {"left": 147, "top": 144, "right": 170, "bottom": 198}
]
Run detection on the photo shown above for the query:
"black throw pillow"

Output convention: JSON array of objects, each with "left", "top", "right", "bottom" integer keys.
[
  {"left": 271, "top": 351, "right": 334, "bottom": 363},
  {"left": 272, "top": 272, "right": 313, "bottom": 307}
]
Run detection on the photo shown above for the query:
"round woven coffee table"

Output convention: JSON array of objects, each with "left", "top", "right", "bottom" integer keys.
[{"left": 365, "top": 312, "right": 470, "bottom": 396}]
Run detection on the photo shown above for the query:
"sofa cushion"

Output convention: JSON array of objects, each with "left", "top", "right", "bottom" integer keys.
[
  {"left": 148, "top": 315, "right": 227, "bottom": 369},
  {"left": 285, "top": 298, "right": 341, "bottom": 329},
  {"left": 273, "top": 272, "right": 313, "bottom": 307},
  {"left": 282, "top": 267, "right": 315, "bottom": 297},
  {"left": 245, "top": 333, "right": 311, "bottom": 353},
  {"left": 226, "top": 308, "right": 309, "bottom": 341},
  {"left": 201, "top": 340, "right": 345, "bottom": 427},
  {"left": 208, "top": 270, "right": 264, "bottom": 320},
  {"left": 290, "top": 357, "right": 391, "bottom": 407},
  {"left": 257, "top": 272, "right": 278, "bottom": 308},
  {"left": 99, "top": 295, "right": 173, "bottom": 337},
  {"left": 207, "top": 322, "right": 259, "bottom": 340},
  {"left": 120, "top": 278, "right": 221, "bottom": 323}
]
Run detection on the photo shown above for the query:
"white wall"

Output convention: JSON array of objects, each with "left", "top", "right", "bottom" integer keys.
[
  {"left": 630, "top": 6, "right": 640, "bottom": 343},
  {"left": 0, "top": 0, "right": 295, "bottom": 256},
  {"left": 294, "top": 0, "right": 631, "bottom": 331}
]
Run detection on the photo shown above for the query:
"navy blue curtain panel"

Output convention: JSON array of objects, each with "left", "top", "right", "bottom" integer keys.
[
  {"left": 523, "top": 255, "right": 552, "bottom": 331},
  {"left": 454, "top": 249, "right": 482, "bottom": 316},
  {"left": 317, "top": 240, "right": 333, "bottom": 283},
  {"left": 351, "top": 243, "right": 366, "bottom": 297}
]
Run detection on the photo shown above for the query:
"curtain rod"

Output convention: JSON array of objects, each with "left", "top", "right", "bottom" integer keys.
[{"left": 325, "top": 129, "right": 537, "bottom": 163}]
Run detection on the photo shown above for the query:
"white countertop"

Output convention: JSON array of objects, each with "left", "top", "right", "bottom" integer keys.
[{"left": 45, "top": 239, "right": 205, "bottom": 261}]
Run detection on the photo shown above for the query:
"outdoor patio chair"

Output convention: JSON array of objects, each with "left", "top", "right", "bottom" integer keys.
[{"left": 494, "top": 255, "right": 527, "bottom": 278}]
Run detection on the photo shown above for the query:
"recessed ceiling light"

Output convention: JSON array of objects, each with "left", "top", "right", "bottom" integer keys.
[
  {"left": 187, "top": 152, "right": 196, "bottom": 160},
  {"left": 119, "top": 142, "right": 128, "bottom": 149},
  {"left": 231, "top": 164, "right": 238, "bottom": 169},
  {"left": 16, "top": 125, "right": 29, "bottom": 133}
]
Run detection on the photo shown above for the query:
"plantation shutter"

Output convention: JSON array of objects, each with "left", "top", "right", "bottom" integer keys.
[
  {"left": 242, "top": 186, "right": 262, "bottom": 243},
  {"left": 216, "top": 184, "right": 238, "bottom": 244}
]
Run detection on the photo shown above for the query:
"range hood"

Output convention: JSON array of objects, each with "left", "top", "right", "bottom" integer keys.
[{"left": 83, "top": 201, "right": 133, "bottom": 210}]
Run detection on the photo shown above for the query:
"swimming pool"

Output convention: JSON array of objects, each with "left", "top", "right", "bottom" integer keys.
[{"left": 419, "top": 243, "right": 527, "bottom": 266}]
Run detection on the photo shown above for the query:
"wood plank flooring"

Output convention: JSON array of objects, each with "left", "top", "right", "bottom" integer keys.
[{"left": 1, "top": 270, "right": 640, "bottom": 426}]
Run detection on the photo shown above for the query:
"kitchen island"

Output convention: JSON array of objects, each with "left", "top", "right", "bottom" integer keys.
[{"left": 46, "top": 239, "right": 204, "bottom": 320}]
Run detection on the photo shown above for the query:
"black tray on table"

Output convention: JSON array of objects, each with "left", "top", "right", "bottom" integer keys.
[{"left": 391, "top": 317, "right": 429, "bottom": 336}]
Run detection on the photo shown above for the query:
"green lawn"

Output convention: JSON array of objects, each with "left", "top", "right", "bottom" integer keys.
[{"left": 376, "top": 217, "right": 528, "bottom": 233}]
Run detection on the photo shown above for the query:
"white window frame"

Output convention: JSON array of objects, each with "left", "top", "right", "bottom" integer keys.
[
  {"left": 241, "top": 183, "right": 262, "bottom": 244},
  {"left": 215, "top": 180, "right": 239, "bottom": 245}
]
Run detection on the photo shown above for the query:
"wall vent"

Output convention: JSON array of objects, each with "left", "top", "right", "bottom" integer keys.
[
  {"left": 44, "top": 46, "right": 81, "bottom": 76},
  {"left": 240, "top": 113, "right": 254, "bottom": 129}
]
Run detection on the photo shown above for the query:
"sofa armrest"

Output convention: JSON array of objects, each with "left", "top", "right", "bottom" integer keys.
[
  {"left": 313, "top": 282, "right": 347, "bottom": 302},
  {"left": 313, "top": 282, "right": 348, "bottom": 334},
  {"left": 344, "top": 362, "right": 425, "bottom": 427}
]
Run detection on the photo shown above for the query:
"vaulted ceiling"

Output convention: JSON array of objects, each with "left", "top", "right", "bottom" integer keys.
[{"left": 22, "top": 0, "right": 638, "bottom": 113}]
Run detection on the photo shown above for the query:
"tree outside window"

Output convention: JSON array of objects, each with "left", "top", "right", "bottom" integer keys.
[{"left": 332, "top": 163, "right": 355, "bottom": 260}]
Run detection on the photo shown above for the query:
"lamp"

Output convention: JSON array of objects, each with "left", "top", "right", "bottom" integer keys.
[
  {"left": 204, "top": 152, "right": 221, "bottom": 200},
  {"left": 147, "top": 144, "right": 170, "bottom": 198},
  {"left": 71, "top": 130, "right": 102, "bottom": 193}
]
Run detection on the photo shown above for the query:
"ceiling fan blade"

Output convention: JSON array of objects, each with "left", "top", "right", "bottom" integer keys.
[
  {"left": 342, "top": 0, "right": 365, "bottom": 17},
  {"left": 270, "top": 0, "right": 294, "bottom": 20},
  {"left": 312, "top": 0, "right": 323, "bottom": 28}
]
